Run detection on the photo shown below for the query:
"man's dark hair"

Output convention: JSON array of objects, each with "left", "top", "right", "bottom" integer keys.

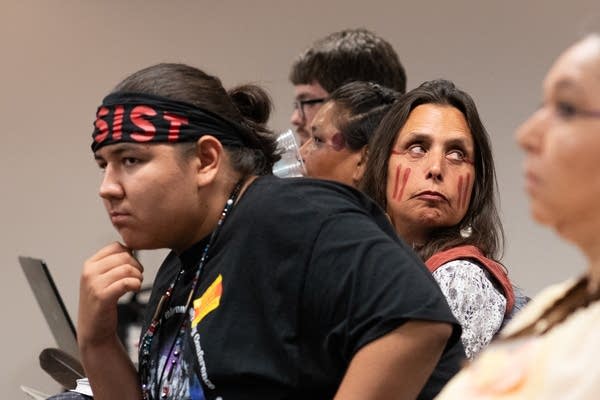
[
  {"left": 112, "top": 63, "right": 278, "bottom": 176},
  {"left": 290, "top": 28, "right": 407, "bottom": 94},
  {"left": 360, "top": 79, "right": 504, "bottom": 262}
]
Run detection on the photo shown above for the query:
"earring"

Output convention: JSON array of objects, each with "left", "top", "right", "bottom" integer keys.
[
  {"left": 384, "top": 212, "right": 392, "bottom": 223},
  {"left": 460, "top": 225, "right": 473, "bottom": 238}
]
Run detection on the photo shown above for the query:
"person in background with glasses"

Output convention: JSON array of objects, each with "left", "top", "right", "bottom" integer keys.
[
  {"left": 289, "top": 28, "right": 407, "bottom": 145},
  {"left": 47, "top": 62, "right": 464, "bottom": 400}
]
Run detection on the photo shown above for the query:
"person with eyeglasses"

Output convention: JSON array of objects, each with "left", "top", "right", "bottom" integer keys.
[
  {"left": 46, "top": 62, "right": 464, "bottom": 400},
  {"left": 289, "top": 28, "right": 407, "bottom": 145},
  {"left": 300, "top": 81, "right": 400, "bottom": 187}
]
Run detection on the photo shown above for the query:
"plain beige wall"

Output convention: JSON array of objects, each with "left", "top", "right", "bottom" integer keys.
[{"left": 2, "top": 0, "right": 597, "bottom": 396}]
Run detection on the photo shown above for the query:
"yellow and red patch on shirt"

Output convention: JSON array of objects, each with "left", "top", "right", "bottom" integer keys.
[{"left": 192, "top": 274, "right": 223, "bottom": 328}]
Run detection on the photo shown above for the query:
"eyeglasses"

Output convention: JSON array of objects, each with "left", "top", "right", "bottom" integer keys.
[{"left": 293, "top": 98, "right": 327, "bottom": 120}]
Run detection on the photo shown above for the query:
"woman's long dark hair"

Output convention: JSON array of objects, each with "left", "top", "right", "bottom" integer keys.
[{"left": 360, "top": 79, "right": 504, "bottom": 261}]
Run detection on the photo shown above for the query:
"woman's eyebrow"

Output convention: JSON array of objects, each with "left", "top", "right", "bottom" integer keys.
[
  {"left": 402, "top": 132, "right": 430, "bottom": 141},
  {"left": 547, "top": 77, "right": 585, "bottom": 98},
  {"left": 444, "top": 137, "right": 472, "bottom": 149}
]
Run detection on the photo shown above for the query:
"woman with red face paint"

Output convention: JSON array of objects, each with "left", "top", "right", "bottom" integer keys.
[
  {"left": 300, "top": 81, "right": 399, "bottom": 186},
  {"left": 436, "top": 33, "right": 600, "bottom": 399},
  {"left": 48, "top": 64, "right": 467, "bottom": 400},
  {"left": 361, "top": 79, "right": 527, "bottom": 359}
]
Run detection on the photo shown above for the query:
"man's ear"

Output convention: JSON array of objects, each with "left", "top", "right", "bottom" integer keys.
[
  {"left": 194, "top": 135, "right": 223, "bottom": 187},
  {"left": 352, "top": 146, "right": 369, "bottom": 184}
]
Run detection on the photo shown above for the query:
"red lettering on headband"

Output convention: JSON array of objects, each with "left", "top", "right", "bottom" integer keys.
[
  {"left": 163, "top": 112, "right": 189, "bottom": 142},
  {"left": 130, "top": 106, "right": 157, "bottom": 142},
  {"left": 112, "top": 105, "right": 124, "bottom": 140},
  {"left": 94, "top": 107, "right": 110, "bottom": 143}
]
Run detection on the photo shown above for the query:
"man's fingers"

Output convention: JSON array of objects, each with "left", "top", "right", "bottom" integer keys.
[
  {"left": 106, "top": 278, "right": 142, "bottom": 301},
  {"left": 103, "top": 277, "right": 144, "bottom": 304},
  {"left": 87, "top": 242, "right": 142, "bottom": 271},
  {"left": 83, "top": 268, "right": 143, "bottom": 304},
  {"left": 85, "top": 250, "right": 144, "bottom": 276},
  {"left": 82, "top": 263, "right": 143, "bottom": 296},
  {"left": 97, "top": 264, "right": 144, "bottom": 288},
  {"left": 87, "top": 242, "right": 129, "bottom": 262}
]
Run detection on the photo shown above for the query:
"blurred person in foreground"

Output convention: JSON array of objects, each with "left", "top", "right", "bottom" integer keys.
[{"left": 436, "top": 33, "right": 600, "bottom": 398}]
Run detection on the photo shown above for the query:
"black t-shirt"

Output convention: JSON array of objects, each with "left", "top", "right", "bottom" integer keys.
[{"left": 141, "top": 175, "right": 464, "bottom": 400}]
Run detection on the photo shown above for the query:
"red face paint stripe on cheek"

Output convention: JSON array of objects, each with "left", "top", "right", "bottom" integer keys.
[
  {"left": 463, "top": 173, "right": 471, "bottom": 209},
  {"left": 393, "top": 165, "right": 401, "bottom": 199},
  {"left": 397, "top": 168, "right": 411, "bottom": 200},
  {"left": 457, "top": 176, "right": 464, "bottom": 209}
]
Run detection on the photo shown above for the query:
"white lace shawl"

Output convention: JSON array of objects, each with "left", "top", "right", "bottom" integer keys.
[{"left": 432, "top": 259, "right": 506, "bottom": 359}]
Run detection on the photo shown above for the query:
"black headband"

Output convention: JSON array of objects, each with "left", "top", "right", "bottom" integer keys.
[{"left": 91, "top": 92, "right": 250, "bottom": 152}]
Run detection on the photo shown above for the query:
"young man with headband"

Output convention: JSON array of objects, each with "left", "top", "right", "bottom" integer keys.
[{"left": 50, "top": 63, "right": 463, "bottom": 400}]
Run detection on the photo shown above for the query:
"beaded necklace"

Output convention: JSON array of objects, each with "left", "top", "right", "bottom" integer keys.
[{"left": 138, "top": 179, "right": 244, "bottom": 400}]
